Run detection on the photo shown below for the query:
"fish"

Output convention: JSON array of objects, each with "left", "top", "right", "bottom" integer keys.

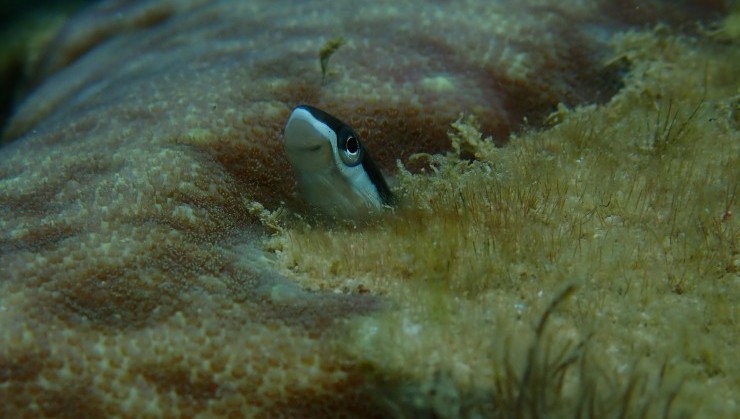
[{"left": 283, "top": 105, "right": 393, "bottom": 218}]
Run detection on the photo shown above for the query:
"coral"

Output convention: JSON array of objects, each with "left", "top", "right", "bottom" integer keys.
[
  {"left": 278, "top": 30, "right": 739, "bottom": 417},
  {"left": 0, "top": 0, "right": 733, "bottom": 417}
]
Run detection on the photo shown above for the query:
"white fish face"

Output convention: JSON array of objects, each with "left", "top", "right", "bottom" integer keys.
[{"left": 283, "top": 105, "right": 392, "bottom": 218}]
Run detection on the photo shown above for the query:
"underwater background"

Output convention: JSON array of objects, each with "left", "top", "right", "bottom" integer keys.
[{"left": 0, "top": 0, "right": 737, "bottom": 417}]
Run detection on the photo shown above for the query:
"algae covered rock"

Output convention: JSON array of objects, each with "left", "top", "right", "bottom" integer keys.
[{"left": 0, "top": 0, "right": 732, "bottom": 417}]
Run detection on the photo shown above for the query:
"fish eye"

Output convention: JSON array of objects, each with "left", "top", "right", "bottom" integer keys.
[
  {"left": 346, "top": 136, "right": 359, "bottom": 155},
  {"left": 339, "top": 135, "right": 362, "bottom": 166}
]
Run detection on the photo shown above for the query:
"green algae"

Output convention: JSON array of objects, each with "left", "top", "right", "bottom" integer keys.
[
  {"left": 319, "top": 35, "right": 346, "bottom": 84},
  {"left": 272, "top": 28, "right": 739, "bottom": 418}
]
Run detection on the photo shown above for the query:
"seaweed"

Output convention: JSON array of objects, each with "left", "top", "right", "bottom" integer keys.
[{"left": 319, "top": 35, "right": 345, "bottom": 84}]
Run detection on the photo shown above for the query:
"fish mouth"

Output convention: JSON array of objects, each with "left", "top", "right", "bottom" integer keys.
[
  {"left": 300, "top": 144, "right": 322, "bottom": 152},
  {"left": 284, "top": 107, "right": 332, "bottom": 153}
]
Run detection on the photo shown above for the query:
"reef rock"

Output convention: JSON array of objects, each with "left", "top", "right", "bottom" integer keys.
[{"left": 0, "top": 0, "right": 727, "bottom": 417}]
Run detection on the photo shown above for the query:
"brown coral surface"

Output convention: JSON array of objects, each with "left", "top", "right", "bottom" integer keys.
[{"left": 0, "top": 0, "right": 731, "bottom": 417}]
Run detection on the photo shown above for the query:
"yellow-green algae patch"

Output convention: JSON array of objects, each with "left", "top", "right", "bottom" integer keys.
[{"left": 271, "top": 29, "right": 739, "bottom": 418}]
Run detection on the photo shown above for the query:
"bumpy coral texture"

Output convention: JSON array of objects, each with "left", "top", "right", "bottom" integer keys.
[{"left": 0, "top": 0, "right": 727, "bottom": 416}]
